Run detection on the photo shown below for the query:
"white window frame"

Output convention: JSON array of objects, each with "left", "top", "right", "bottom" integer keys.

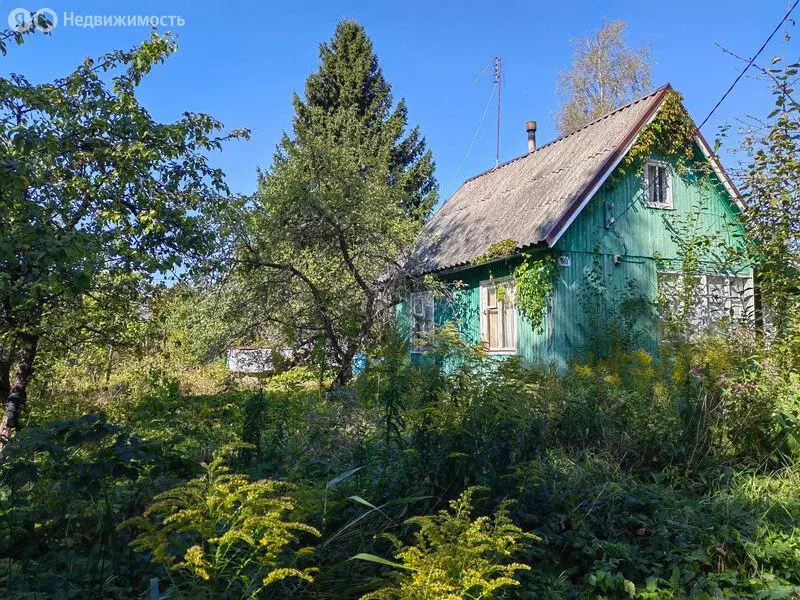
[
  {"left": 657, "top": 270, "right": 755, "bottom": 334},
  {"left": 479, "top": 277, "right": 517, "bottom": 354},
  {"left": 644, "top": 159, "right": 673, "bottom": 209},
  {"left": 409, "top": 292, "right": 434, "bottom": 353}
]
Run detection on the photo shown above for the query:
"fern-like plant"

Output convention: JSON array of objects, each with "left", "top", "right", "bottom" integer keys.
[
  {"left": 124, "top": 445, "right": 319, "bottom": 599},
  {"left": 356, "top": 487, "right": 536, "bottom": 599}
]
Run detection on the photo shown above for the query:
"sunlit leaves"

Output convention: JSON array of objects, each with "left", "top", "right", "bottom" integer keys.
[
  {"left": 0, "top": 31, "right": 248, "bottom": 384},
  {"left": 124, "top": 445, "right": 319, "bottom": 598},
  {"left": 357, "top": 487, "right": 536, "bottom": 600},
  {"left": 740, "top": 57, "right": 800, "bottom": 340}
]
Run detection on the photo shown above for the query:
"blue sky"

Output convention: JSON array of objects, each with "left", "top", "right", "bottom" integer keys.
[{"left": 3, "top": 0, "right": 798, "bottom": 203}]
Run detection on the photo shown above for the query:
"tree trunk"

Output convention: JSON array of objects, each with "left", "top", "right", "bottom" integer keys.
[
  {"left": 105, "top": 346, "right": 114, "bottom": 385},
  {"left": 0, "top": 335, "right": 38, "bottom": 452},
  {"left": 0, "top": 348, "right": 11, "bottom": 405},
  {"left": 329, "top": 352, "right": 354, "bottom": 393}
]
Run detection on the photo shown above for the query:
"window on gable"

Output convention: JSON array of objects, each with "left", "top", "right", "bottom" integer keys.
[
  {"left": 409, "top": 292, "right": 434, "bottom": 352},
  {"left": 644, "top": 160, "right": 673, "bottom": 209},
  {"left": 480, "top": 278, "right": 516, "bottom": 353}
]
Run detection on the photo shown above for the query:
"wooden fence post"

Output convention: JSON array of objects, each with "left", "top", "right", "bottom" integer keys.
[{"left": 149, "top": 577, "right": 159, "bottom": 600}]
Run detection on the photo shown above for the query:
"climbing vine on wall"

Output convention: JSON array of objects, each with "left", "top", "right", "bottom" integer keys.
[
  {"left": 612, "top": 90, "right": 697, "bottom": 183},
  {"left": 513, "top": 254, "right": 557, "bottom": 331},
  {"left": 472, "top": 241, "right": 558, "bottom": 331}
]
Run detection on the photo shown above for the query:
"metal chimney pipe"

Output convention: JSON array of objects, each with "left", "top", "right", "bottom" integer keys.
[{"left": 526, "top": 120, "right": 537, "bottom": 153}]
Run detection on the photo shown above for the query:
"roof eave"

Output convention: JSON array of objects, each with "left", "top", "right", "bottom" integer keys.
[
  {"left": 692, "top": 129, "right": 746, "bottom": 212},
  {"left": 420, "top": 242, "right": 549, "bottom": 277},
  {"left": 544, "top": 84, "right": 673, "bottom": 247}
]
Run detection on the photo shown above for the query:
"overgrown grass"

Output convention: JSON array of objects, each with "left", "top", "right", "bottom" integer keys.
[{"left": 2, "top": 330, "right": 800, "bottom": 599}]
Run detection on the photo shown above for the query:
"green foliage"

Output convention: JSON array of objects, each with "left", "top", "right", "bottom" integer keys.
[
  {"left": 578, "top": 253, "right": 657, "bottom": 357},
  {"left": 359, "top": 487, "right": 535, "bottom": 599},
  {"left": 6, "top": 26, "right": 800, "bottom": 600},
  {"left": 740, "top": 58, "right": 800, "bottom": 342},
  {"left": 473, "top": 239, "right": 518, "bottom": 265},
  {"left": 125, "top": 445, "right": 320, "bottom": 599},
  {"left": 0, "top": 31, "right": 247, "bottom": 442},
  {"left": 0, "top": 15, "right": 53, "bottom": 56},
  {"left": 8, "top": 332, "right": 800, "bottom": 600},
  {"left": 657, "top": 200, "right": 740, "bottom": 342},
  {"left": 292, "top": 20, "right": 436, "bottom": 220},
  {"left": 667, "top": 334, "right": 800, "bottom": 468},
  {"left": 212, "top": 21, "right": 435, "bottom": 390},
  {"left": 513, "top": 254, "right": 557, "bottom": 330},
  {"left": 356, "top": 329, "right": 418, "bottom": 493},
  {"left": 242, "top": 390, "right": 268, "bottom": 465},
  {"left": 614, "top": 89, "right": 697, "bottom": 182},
  {"left": 106, "top": 369, "right": 243, "bottom": 470},
  {"left": 511, "top": 448, "right": 800, "bottom": 599},
  {"left": 556, "top": 20, "right": 652, "bottom": 135},
  {"left": 473, "top": 247, "right": 557, "bottom": 331},
  {"left": 0, "top": 414, "right": 158, "bottom": 598}
]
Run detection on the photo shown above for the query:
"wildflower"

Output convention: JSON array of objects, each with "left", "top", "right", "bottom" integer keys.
[{"left": 182, "top": 545, "right": 211, "bottom": 580}]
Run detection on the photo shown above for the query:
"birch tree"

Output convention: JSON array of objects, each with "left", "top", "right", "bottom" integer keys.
[{"left": 556, "top": 20, "right": 653, "bottom": 135}]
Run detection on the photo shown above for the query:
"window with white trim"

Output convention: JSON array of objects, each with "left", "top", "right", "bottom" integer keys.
[
  {"left": 644, "top": 160, "right": 673, "bottom": 209},
  {"left": 657, "top": 271, "right": 754, "bottom": 334},
  {"left": 480, "top": 278, "right": 517, "bottom": 353},
  {"left": 409, "top": 292, "right": 434, "bottom": 352}
]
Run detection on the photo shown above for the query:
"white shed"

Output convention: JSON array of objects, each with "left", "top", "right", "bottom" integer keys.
[{"left": 226, "top": 347, "right": 293, "bottom": 374}]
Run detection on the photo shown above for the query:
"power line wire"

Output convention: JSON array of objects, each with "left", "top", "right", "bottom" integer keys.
[
  {"left": 445, "top": 83, "right": 497, "bottom": 197},
  {"left": 473, "top": 58, "right": 494, "bottom": 84},
  {"left": 697, "top": 0, "right": 799, "bottom": 130},
  {"left": 613, "top": 5, "right": 799, "bottom": 225}
]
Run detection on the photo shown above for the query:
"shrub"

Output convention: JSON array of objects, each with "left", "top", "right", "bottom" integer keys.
[
  {"left": 125, "top": 445, "right": 320, "bottom": 599},
  {"left": 108, "top": 369, "right": 244, "bottom": 471},
  {"left": 0, "top": 414, "right": 158, "bottom": 598},
  {"left": 357, "top": 487, "right": 536, "bottom": 599}
]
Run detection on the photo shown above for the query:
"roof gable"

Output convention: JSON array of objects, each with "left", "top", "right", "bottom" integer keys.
[{"left": 415, "top": 85, "right": 741, "bottom": 274}]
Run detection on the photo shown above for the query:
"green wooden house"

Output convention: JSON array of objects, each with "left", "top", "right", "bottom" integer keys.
[{"left": 404, "top": 85, "right": 752, "bottom": 369}]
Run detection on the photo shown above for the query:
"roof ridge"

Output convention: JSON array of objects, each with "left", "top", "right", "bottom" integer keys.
[
  {"left": 549, "top": 83, "right": 671, "bottom": 142},
  {"left": 460, "top": 83, "right": 671, "bottom": 187}
]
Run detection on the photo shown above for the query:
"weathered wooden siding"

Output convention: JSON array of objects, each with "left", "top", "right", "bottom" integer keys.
[
  {"left": 550, "top": 147, "right": 745, "bottom": 367},
  {"left": 407, "top": 145, "right": 745, "bottom": 369},
  {"left": 436, "top": 257, "right": 554, "bottom": 363},
  {"left": 557, "top": 152, "right": 742, "bottom": 262}
]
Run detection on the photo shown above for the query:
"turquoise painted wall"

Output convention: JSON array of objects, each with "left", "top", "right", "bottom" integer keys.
[
  {"left": 435, "top": 255, "right": 555, "bottom": 363},
  {"left": 550, "top": 147, "right": 745, "bottom": 367},
  {"left": 408, "top": 145, "right": 746, "bottom": 369}
]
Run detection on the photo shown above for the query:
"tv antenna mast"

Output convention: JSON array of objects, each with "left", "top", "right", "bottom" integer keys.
[{"left": 493, "top": 56, "right": 502, "bottom": 166}]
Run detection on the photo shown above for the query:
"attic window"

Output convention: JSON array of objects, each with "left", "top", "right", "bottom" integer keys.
[{"left": 644, "top": 160, "right": 673, "bottom": 209}]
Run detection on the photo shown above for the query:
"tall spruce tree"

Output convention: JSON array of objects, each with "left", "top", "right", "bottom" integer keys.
[
  {"left": 216, "top": 21, "right": 435, "bottom": 391},
  {"left": 286, "top": 19, "right": 436, "bottom": 219}
]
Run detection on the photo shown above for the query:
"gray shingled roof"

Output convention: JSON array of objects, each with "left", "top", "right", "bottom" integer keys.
[{"left": 415, "top": 85, "right": 671, "bottom": 273}]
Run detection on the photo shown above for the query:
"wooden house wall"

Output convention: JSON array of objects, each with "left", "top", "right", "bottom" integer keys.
[{"left": 405, "top": 146, "right": 746, "bottom": 369}]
